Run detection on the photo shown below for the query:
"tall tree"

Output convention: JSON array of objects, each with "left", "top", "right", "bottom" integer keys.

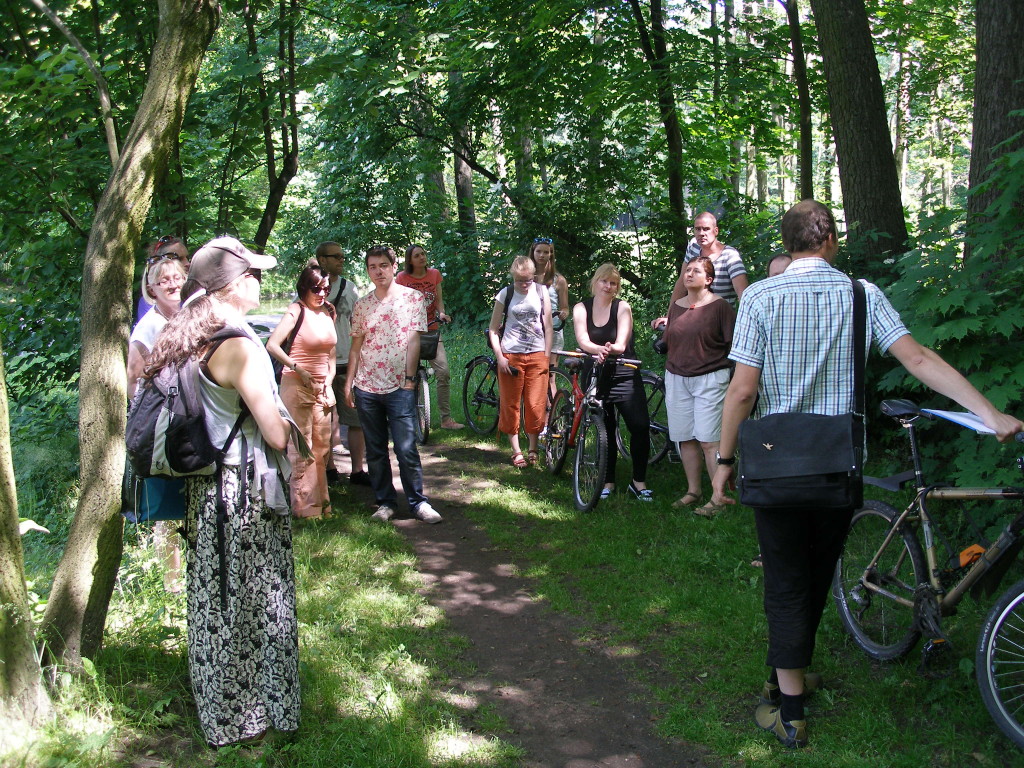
[
  {"left": 809, "top": 0, "right": 908, "bottom": 253},
  {"left": 0, "top": 341, "right": 50, "bottom": 723},
  {"left": 39, "top": 0, "right": 219, "bottom": 667},
  {"left": 782, "top": 0, "right": 813, "bottom": 201},
  {"left": 966, "top": 0, "right": 1024, "bottom": 260}
]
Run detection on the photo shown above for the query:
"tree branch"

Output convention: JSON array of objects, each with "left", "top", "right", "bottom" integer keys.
[{"left": 28, "top": 0, "right": 119, "bottom": 166}]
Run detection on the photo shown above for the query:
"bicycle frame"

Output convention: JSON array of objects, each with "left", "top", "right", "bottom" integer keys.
[{"left": 858, "top": 410, "right": 1024, "bottom": 616}]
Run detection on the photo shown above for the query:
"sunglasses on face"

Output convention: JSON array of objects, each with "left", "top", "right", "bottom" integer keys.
[
  {"left": 310, "top": 283, "right": 330, "bottom": 295},
  {"left": 245, "top": 268, "right": 262, "bottom": 283},
  {"left": 533, "top": 237, "right": 553, "bottom": 244}
]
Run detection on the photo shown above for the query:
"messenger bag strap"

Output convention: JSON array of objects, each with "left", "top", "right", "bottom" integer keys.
[{"left": 851, "top": 277, "right": 866, "bottom": 417}]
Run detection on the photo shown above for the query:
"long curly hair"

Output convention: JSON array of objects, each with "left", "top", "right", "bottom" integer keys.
[{"left": 143, "top": 289, "right": 232, "bottom": 379}]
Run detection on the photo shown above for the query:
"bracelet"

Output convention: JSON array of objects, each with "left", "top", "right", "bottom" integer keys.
[{"left": 405, "top": 375, "right": 415, "bottom": 382}]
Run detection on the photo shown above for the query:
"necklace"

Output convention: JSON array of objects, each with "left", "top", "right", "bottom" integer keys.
[{"left": 688, "top": 291, "right": 713, "bottom": 310}]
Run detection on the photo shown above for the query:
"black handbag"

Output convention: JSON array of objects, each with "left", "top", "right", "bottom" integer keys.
[
  {"left": 737, "top": 277, "right": 866, "bottom": 510},
  {"left": 419, "top": 329, "right": 440, "bottom": 360}
]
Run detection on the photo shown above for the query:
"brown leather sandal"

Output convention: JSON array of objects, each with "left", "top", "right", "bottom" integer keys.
[{"left": 511, "top": 451, "right": 527, "bottom": 468}]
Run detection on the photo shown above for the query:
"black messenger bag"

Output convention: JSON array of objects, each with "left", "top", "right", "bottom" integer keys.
[{"left": 737, "top": 277, "right": 866, "bottom": 511}]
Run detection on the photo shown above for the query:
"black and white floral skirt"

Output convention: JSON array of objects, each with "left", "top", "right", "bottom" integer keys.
[{"left": 184, "top": 465, "right": 300, "bottom": 747}]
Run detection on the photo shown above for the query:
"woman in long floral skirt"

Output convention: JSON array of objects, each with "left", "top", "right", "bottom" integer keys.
[{"left": 144, "top": 236, "right": 301, "bottom": 746}]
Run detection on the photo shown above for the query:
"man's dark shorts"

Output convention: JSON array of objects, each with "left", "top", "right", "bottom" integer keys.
[{"left": 333, "top": 363, "right": 362, "bottom": 428}]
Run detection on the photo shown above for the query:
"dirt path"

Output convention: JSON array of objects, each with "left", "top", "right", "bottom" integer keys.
[{"left": 374, "top": 442, "right": 724, "bottom": 768}]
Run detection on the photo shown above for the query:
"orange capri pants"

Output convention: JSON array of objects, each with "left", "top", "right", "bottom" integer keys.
[{"left": 497, "top": 351, "right": 549, "bottom": 436}]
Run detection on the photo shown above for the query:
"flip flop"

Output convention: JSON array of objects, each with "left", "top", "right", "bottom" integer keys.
[
  {"left": 693, "top": 500, "right": 728, "bottom": 518},
  {"left": 511, "top": 451, "right": 527, "bottom": 468},
  {"left": 751, "top": 553, "right": 763, "bottom": 568},
  {"left": 672, "top": 492, "right": 702, "bottom": 509}
]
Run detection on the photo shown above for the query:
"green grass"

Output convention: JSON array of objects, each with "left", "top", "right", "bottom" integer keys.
[{"left": 7, "top": 319, "right": 1024, "bottom": 766}]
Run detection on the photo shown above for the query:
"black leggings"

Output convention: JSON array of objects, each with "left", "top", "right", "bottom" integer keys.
[{"left": 602, "top": 385, "right": 650, "bottom": 484}]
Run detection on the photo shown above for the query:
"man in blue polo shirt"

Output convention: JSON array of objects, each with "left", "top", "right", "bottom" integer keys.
[{"left": 711, "top": 199, "right": 1022, "bottom": 749}]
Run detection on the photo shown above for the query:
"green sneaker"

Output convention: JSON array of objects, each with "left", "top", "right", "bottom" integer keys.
[
  {"left": 759, "top": 671, "right": 822, "bottom": 706},
  {"left": 755, "top": 703, "right": 808, "bottom": 749}
]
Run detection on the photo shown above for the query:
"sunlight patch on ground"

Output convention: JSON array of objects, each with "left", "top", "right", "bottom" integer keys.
[{"left": 428, "top": 730, "right": 519, "bottom": 763}]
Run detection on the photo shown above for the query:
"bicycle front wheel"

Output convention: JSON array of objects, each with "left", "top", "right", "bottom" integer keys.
[
  {"left": 832, "top": 499, "right": 926, "bottom": 661},
  {"left": 573, "top": 409, "right": 609, "bottom": 512},
  {"left": 462, "top": 357, "right": 499, "bottom": 435},
  {"left": 615, "top": 371, "right": 670, "bottom": 465},
  {"left": 977, "top": 577, "right": 1024, "bottom": 749},
  {"left": 544, "top": 389, "right": 573, "bottom": 476},
  {"left": 415, "top": 373, "right": 430, "bottom": 445}
]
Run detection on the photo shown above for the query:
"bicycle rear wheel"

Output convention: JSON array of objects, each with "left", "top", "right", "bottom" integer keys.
[
  {"left": 615, "top": 371, "right": 670, "bottom": 465},
  {"left": 573, "top": 409, "right": 608, "bottom": 512},
  {"left": 977, "top": 577, "right": 1024, "bottom": 749},
  {"left": 415, "top": 373, "right": 430, "bottom": 445},
  {"left": 832, "top": 499, "right": 926, "bottom": 661},
  {"left": 462, "top": 357, "right": 499, "bottom": 435},
  {"left": 544, "top": 389, "right": 573, "bottom": 476}
]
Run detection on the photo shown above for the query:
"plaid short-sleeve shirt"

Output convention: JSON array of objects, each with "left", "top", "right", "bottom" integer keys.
[{"left": 729, "top": 257, "right": 909, "bottom": 419}]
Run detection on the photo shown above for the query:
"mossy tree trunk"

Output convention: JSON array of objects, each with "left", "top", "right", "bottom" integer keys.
[
  {"left": 0, "top": 340, "right": 51, "bottom": 723},
  {"left": 39, "top": 0, "right": 220, "bottom": 668}
]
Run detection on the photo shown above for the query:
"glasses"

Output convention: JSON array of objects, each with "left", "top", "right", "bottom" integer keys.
[
  {"left": 147, "top": 252, "right": 186, "bottom": 266},
  {"left": 321, "top": 252, "right": 343, "bottom": 259},
  {"left": 245, "top": 268, "right": 262, "bottom": 283},
  {"left": 513, "top": 278, "right": 535, "bottom": 287},
  {"left": 311, "top": 284, "right": 330, "bottom": 295},
  {"left": 156, "top": 275, "right": 185, "bottom": 287},
  {"left": 533, "top": 237, "right": 553, "bottom": 244}
]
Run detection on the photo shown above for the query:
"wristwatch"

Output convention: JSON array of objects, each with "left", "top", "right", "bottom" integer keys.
[
  {"left": 715, "top": 451, "right": 736, "bottom": 466},
  {"left": 405, "top": 375, "right": 416, "bottom": 382}
]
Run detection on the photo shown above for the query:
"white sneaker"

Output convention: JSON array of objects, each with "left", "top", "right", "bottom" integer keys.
[
  {"left": 371, "top": 505, "right": 395, "bottom": 522},
  {"left": 414, "top": 502, "right": 442, "bottom": 524}
]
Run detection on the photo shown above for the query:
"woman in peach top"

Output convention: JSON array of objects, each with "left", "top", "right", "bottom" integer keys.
[{"left": 267, "top": 264, "right": 338, "bottom": 518}]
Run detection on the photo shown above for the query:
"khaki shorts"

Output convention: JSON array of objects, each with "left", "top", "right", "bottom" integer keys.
[{"left": 332, "top": 366, "right": 362, "bottom": 428}]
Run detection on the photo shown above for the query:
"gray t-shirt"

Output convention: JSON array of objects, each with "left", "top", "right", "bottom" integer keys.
[
  {"left": 496, "top": 284, "right": 546, "bottom": 354},
  {"left": 327, "top": 277, "right": 359, "bottom": 364}
]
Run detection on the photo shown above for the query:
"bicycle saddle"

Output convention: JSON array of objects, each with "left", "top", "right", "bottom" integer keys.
[{"left": 881, "top": 398, "right": 921, "bottom": 420}]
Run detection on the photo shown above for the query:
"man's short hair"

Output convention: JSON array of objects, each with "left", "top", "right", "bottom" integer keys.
[
  {"left": 781, "top": 200, "right": 837, "bottom": 254},
  {"left": 365, "top": 245, "right": 396, "bottom": 266},
  {"left": 315, "top": 241, "right": 341, "bottom": 258}
]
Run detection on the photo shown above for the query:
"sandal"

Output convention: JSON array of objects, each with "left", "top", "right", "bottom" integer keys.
[
  {"left": 751, "top": 553, "right": 764, "bottom": 568},
  {"left": 672, "top": 492, "right": 702, "bottom": 509},
  {"left": 511, "top": 451, "right": 528, "bottom": 468},
  {"left": 526, "top": 450, "right": 539, "bottom": 466},
  {"left": 693, "top": 499, "right": 728, "bottom": 518}
]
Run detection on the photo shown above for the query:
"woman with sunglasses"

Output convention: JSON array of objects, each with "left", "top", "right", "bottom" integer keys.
[
  {"left": 145, "top": 237, "right": 299, "bottom": 747},
  {"left": 137, "top": 235, "right": 189, "bottom": 319},
  {"left": 530, "top": 238, "right": 570, "bottom": 386},
  {"left": 267, "top": 263, "right": 338, "bottom": 519},
  {"left": 126, "top": 255, "right": 189, "bottom": 593}
]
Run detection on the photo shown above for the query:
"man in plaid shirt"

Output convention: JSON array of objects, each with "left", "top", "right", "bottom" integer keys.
[{"left": 711, "top": 199, "right": 1022, "bottom": 749}]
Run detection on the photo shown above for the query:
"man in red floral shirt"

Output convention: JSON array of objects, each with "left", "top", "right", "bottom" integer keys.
[{"left": 344, "top": 246, "right": 442, "bottom": 524}]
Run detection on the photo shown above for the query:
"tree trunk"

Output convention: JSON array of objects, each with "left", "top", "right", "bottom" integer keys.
[
  {"left": 0, "top": 340, "right": 50, "bottom": 723},
  {"left": 39, "top": 0, "right": 219, "bottom": 668},
  {"left": 965, "top": 0, "right": 1024, "bottom": 260},
  {"left": 783, "top": 0, "right": 813, "bottom": 201},
  {"left": 809, "top": 0, "right": 908, "bottom": 254},
  {"left": 628, "top": 0, "right": 688, "bottom": 268},
  {"left": 247, "top": 0, "right": 299, "bottom": 251},
  {"left": 449, "top": 71, "right": 478, "bottom": 248}
]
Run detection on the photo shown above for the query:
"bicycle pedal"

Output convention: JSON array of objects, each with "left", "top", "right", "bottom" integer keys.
[{"left": 918, "top": 638, "right": 955, "bottom": 678}]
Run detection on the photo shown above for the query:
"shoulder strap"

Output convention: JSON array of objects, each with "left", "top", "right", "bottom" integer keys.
[
  {"left": 328, "top": 279, "right": 347, "bottom": 312},
  {"left": 851, "top": 277, "right": 866, "bottom": 416},
  {"left": 282, "top": 302, "right": 305, "bottom": 354},
  {"left": 501, "top": 285, "right": 513, "bottom": 331}
]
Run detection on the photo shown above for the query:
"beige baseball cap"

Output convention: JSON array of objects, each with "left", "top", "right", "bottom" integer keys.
[{"left": 183, "top": 237, "right": 277, "bottom": 298}]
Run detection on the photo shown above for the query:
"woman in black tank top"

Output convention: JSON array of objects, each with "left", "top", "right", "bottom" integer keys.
[{"left": 572, "top": 263, "right": 652, "bottom": 501}]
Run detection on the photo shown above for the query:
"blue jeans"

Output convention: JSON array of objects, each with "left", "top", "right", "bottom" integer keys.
[{"left": 353, "top": 386, "right": 427, "bottom": 511}]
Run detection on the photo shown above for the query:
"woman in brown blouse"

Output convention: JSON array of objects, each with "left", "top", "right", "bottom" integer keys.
[{"left": 660, "top": 255, "right": 736, "bottom": 516}]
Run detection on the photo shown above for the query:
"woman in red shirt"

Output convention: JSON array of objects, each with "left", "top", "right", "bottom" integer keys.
[{"left": 397, "top": 244, "right": 463, "bottom": 429}]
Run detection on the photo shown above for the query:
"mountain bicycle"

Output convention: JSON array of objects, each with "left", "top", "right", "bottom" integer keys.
[
  {"left": 412, "top": 318, "right": 451, "bottom": 445},
  {"left": 462, "top": 335, "right": 572, "bottom": 435},
  {"left": 831, "top": 398, "right": 1024, "bottom": 747},
  {"left": 614, "top": 368, "right": 671, "bottom": 466},
  {"left": 543, "top": 351, "right": 641, "bottom": 512}
]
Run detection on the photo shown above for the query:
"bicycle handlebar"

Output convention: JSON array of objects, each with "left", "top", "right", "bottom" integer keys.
[{"left": 553, "top": 350, "right": 643, "bottom": 368}]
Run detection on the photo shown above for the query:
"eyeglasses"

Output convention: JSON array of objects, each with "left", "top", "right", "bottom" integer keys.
[
  {"left": 321, "top": 252, "right": 343, "bottom": 260},
  {"left": 156, "top": 275, "right": 185, "bottom": 287},
  {"left": 311, "top": 284, "right": 330, "bottom": 295},
  {"left": 245, "top": 268, "right": 262, "bottom": 283},
  {"left": 533, "top": 237, "right": 553, "bottom": 244},
  {"left": 513, "top": 278, "right": 535, "bottom": 287}
]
